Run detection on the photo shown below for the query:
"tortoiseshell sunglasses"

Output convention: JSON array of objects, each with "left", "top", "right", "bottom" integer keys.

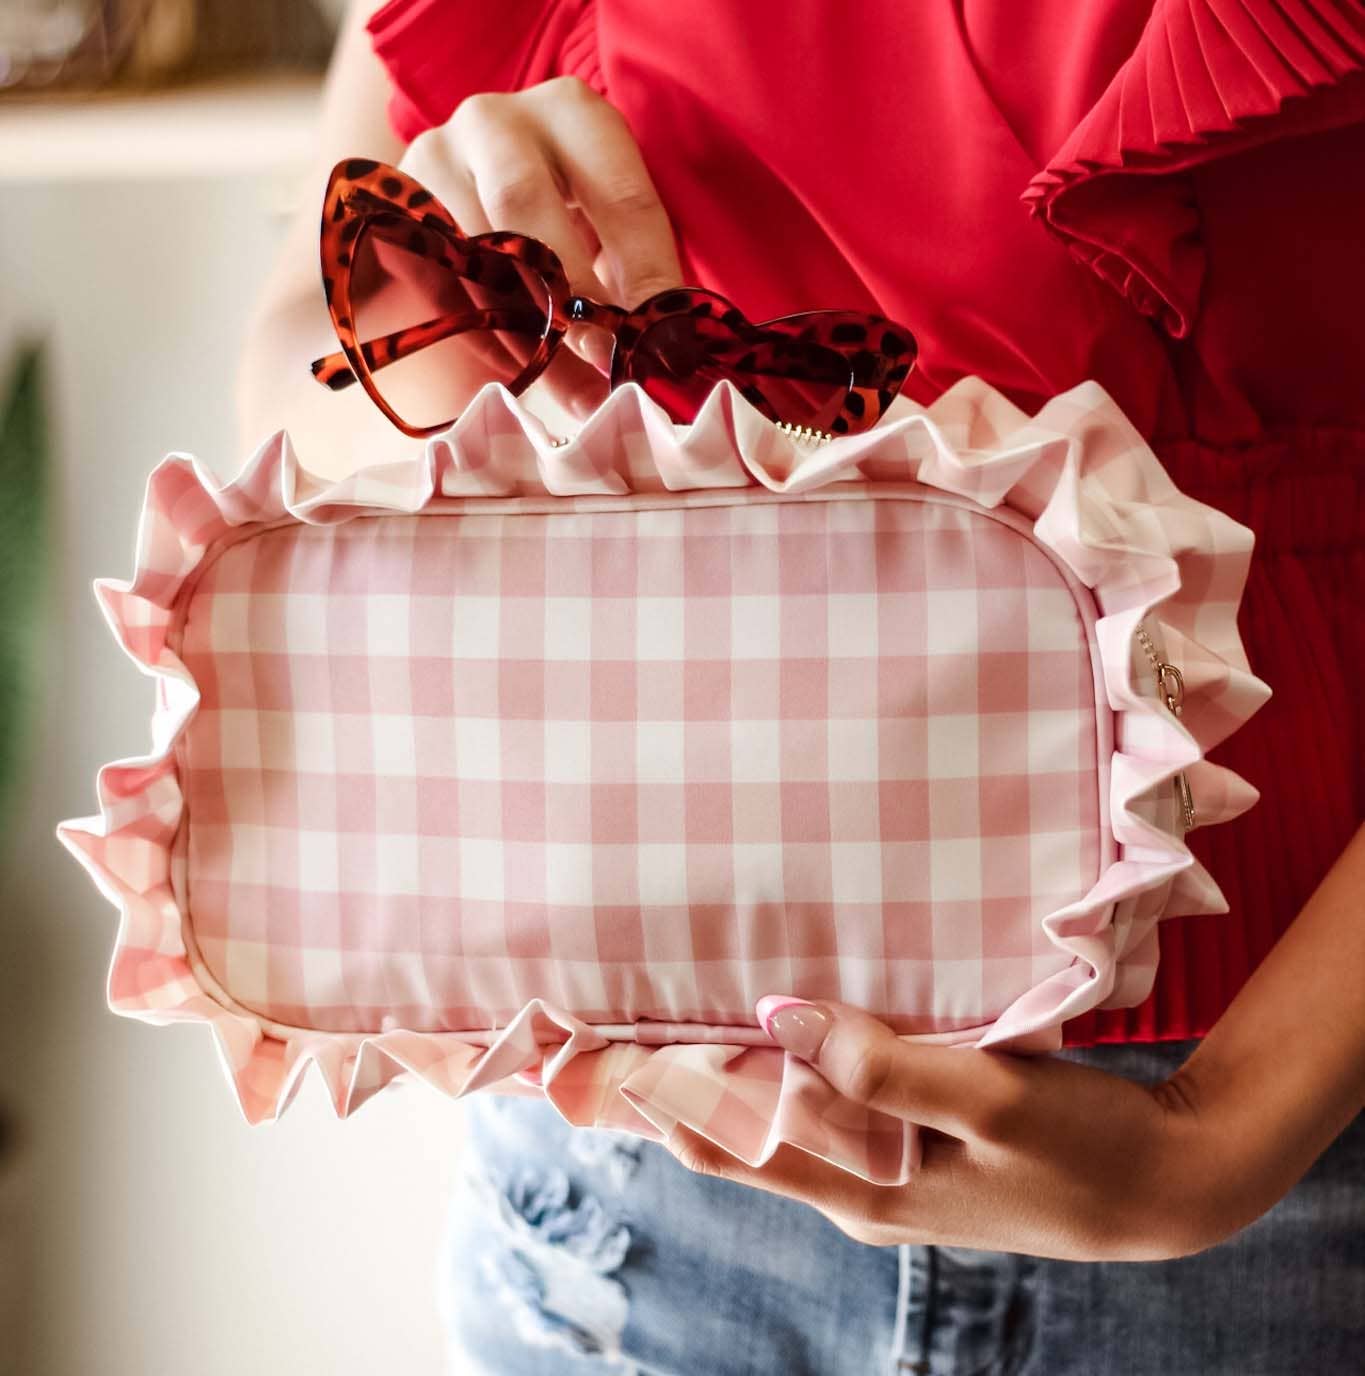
[{"left": 311, "top": 158, "right": 918, "bottom": 441}]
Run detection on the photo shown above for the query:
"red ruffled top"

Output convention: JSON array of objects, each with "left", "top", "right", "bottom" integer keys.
[{"left": 367, "top": 0, "right": 1365, "bottom": 1048}]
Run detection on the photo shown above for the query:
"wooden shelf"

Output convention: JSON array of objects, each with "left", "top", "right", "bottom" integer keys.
[{"left": 0, "top": 74, "right": 322, "bottom": 181}]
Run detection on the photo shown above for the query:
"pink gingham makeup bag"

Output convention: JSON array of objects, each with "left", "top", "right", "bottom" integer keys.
[{"left": 58, "top": 375, "right": 1269, "bottom": 1184}]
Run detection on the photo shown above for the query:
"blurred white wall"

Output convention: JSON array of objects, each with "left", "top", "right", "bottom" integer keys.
[{"left": 0, "top": 85, "right": 464, "bottom": 1376}]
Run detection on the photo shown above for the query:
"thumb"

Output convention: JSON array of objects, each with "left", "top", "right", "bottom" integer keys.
[{"left": 756, "top": 996, "right": 1012, "bottom": 1140}]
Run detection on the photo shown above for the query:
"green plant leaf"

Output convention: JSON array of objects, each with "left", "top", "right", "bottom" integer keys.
[{"left": 0, "top": 343, "right": 49, "bottom": 831}]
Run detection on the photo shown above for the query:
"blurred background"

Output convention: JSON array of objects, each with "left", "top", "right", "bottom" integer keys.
[{"left": 0, "top": 4, "right": 468, "bottom": 1372}]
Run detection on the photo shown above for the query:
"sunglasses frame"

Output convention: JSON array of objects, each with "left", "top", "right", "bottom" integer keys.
[{"left": 313, "top": 158, "right": 918, "bottom": 440}]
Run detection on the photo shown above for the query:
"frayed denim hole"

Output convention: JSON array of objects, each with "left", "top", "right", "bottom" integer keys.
[
  {"left": 568, "top": 1126, "right": 647, "bottom": 1191},
  {"left": 467, "top": 1164, "right": 636, "bottom": 1368}
]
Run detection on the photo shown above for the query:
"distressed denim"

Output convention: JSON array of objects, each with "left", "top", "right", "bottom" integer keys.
[{"left": 437, "top": 1039, "right": 1365, "bottom": 1375}]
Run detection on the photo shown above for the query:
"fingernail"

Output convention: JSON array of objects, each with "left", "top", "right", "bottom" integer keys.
[
  {"left": 572, "top": 328, "right": 614, "bottom": 377},
  {"left": 756, "top": 995, "right": 832, "bottom": 1060}
]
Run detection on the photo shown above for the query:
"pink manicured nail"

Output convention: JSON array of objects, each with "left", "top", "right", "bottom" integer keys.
[{"left": 756, "top": 995, "right": 832, "bottom": 1060}]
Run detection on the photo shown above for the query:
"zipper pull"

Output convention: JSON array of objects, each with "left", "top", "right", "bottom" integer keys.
[
  {"left": 1156, "top": 660, "right": 1185, "bottom": 716},
  {"left": 1134, "top": 623, "right": 1197, "bottom": 831}
]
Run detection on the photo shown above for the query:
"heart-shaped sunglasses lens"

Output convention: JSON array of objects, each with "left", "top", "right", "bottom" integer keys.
[
  {"left": 629, "top": 311, "right": 855, "bottom": 431},
  {"left": 348, "top": 216, "right": 553, "bottom": 431}
]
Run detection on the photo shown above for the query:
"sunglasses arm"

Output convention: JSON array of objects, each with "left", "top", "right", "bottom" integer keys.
[{"left": 310, "top": 305, "right": 548, "bottom": 391}]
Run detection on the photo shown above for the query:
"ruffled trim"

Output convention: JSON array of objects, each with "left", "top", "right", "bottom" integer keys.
[
  {"left": 1022, "top": 0, "right": 1365, "bottom": 337},
  {"left": 56, "top": 375, "right": 1269, "bottom": 1184}
]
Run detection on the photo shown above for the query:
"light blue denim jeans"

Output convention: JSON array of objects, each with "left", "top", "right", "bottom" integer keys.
[{"left": 437, "top": 1039, "right": 1365, "bottom": 1375}]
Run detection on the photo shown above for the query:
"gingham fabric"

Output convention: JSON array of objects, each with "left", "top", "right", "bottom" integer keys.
[
  {"left": 177, "top": 492, "right": 1104, "bottom": 1036},
  {"left": 58, "top": 376, "right": 1270, "bottom": 1184}
]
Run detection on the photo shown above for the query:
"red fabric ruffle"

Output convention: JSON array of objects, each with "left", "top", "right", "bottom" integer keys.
[{"left": 1022, "top": 0, "right": 1365, "bottom": 338}]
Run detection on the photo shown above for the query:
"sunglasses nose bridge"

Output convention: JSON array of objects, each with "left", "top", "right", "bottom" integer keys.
[{"left": 566, "top": 295, "right": 628, "bottom": 332}]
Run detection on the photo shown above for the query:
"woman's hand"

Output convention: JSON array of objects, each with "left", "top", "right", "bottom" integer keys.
[
  {"left": 663, "top": 997, "right": 1280, "bottom": 1263},
  {"left": 400, "top": 74, "right": 686, "bottom": 417},
  {"left": 666, "top": 826, "right": 1365, "bottom": 1263},
  {"left": 239, "top": 0, "right": 686, "bottom": 475}
]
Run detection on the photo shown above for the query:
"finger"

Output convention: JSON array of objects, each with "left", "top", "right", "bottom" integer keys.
[
  {"left": 455, "top": 95, "right": 612, "bottom": 293},
  {"left": 529, "top": 81, "right": 685, "bottom": 310},
  {"left": 405, "top": 119, "right": 611, "bottom": 413},
  {"left": 535, "top": 342, "right": 610, "bottom": 421},
  {"left": 566, "top": 201, "right": 603, "bottom": 261},
  {"left": 663, "top": 1124, "right": 888, "bottom": 1221},
  {"left": 457, "top": 100, "right": 618, "bottom": 388},
  {"left": 398, "top": 130, "right": 493, "bottom": 234},
  {"left": 391, "top": 134, "right": 539, "bottom": 385},
  {"left": 756, "top": 997, "right": 1027, "bottom": 1141}
]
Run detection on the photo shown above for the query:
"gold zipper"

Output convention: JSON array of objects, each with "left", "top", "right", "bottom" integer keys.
[
  {"left": 775, "top": 421, "right": 835, "bottom": 445},
  {"left": 1135, "top": 622, "right": 1196, "bottom": 830},
  {"left": 544, "top": 422, "right": 836, "bottom": 448}
]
